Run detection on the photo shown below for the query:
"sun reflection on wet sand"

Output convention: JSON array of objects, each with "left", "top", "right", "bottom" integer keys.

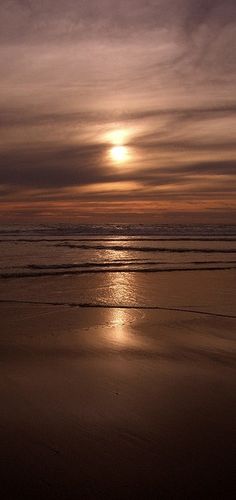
[
  {"left": 110, "top": 307, "right": 128, "bottom": 344},
  {"left": 102, "top": 272, "right": 144, "bottom": 349}
]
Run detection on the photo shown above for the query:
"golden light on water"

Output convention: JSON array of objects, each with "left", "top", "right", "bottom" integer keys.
[{"left": 100, "top": 272, "right": 143, "bottom": 348}]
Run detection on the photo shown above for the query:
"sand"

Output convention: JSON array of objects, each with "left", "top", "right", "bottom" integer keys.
[{"left": 0, "top": 277, "right": 236, "bottom": 499}]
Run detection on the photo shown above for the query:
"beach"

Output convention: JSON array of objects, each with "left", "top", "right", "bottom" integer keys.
[
  {"left": 2, "top": 0, "right": 236, "bottom": 495},
  {"left": 0, "top": 225, "right": 236, "bottom": 498}
]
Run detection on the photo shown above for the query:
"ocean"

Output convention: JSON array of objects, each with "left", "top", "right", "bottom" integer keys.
[
  {"left": 1, "top": 225, "right": 236, "bottom": 274},
  {"left": 0, "top": 223, "right": 236, "bottom": 315}
]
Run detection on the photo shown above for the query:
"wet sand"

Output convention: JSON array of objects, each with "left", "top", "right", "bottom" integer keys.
[{"left": 1, "top": 278, "right": 236, "bottom": 499}]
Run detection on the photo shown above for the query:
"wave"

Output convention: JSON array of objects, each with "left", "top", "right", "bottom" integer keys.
[
  {"left": 1, "top": 265, "right": 236, "bottom": 279},
  {"left": 54, "top": 243, "right": 236, "bottom": 253},
  {"left": 1, "top": 223, "right": 236, "bottom": 237},
  {"left": 0, "top": 298, "right": 235, "bottom": 319},
  {"left": 26, "top": 260, "right": 236, "bottom": 270},
  {"left": 1, "top": 237, "right": 236, "bottom": 243}
]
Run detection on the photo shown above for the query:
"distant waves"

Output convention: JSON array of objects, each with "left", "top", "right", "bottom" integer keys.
[
  {"left": 1, "top": 224, "right": 236, "bottom": 280},
  {"left": 0, "top": 223, "right": 236, "bottom": 238}
]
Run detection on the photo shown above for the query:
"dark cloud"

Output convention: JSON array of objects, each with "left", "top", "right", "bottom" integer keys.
[
  {"left": 2, "top": 103, "right": 236, "bottom": 129},
  {"left": 0, "top": 144, "right": 107, "bottom": 188}
]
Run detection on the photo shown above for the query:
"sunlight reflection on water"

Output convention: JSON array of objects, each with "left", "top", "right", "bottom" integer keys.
[
  {"left": 106, "top": 271, "right": 137, "bottom": 307},
  {"left": 102, "top": 272, "right": 144, "bottom": 348}
]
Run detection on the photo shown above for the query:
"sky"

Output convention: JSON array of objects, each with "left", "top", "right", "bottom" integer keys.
[{"left": 0, "top": 0, "right": 236, "bottom": 223}]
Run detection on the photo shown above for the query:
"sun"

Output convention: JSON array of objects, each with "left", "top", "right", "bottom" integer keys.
[{"left": 110, "top": 145, "right": 127, "bottom": 163}]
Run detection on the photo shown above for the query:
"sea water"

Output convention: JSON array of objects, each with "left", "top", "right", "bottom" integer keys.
[{"left": 0, "top": 223, "right": 236, "bottom": 317}]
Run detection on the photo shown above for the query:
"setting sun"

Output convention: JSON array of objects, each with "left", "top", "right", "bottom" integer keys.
[{"left": 110, "top": 145, "right": 127, "bottom": 162}]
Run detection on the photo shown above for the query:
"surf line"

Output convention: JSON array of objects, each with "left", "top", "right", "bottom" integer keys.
[{"left": 0, "top": 299, "right": 236, "bottom": 320}]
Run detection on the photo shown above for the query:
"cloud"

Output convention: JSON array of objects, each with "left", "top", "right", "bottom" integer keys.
[{"left": 0, "top": 0, "right": 235, "bottom": 222}]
